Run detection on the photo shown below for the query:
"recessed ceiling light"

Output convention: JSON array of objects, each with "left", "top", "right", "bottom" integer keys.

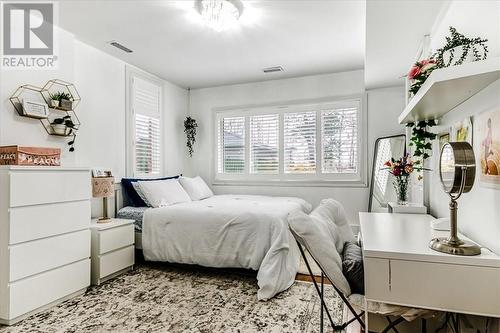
[
  {"left": 108, "top": 41, "right": 133, "bottom": 53},
  {"left": 194, "top": 0, "right": 244, "bottom": 32}
]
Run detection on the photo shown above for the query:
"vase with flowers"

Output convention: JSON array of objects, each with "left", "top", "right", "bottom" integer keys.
[
  {"left": 383, "top": 155, "right": 425, "bottom": 205},
  {"left": 408, "top": 59, "right": 437, "bottom": 97}
]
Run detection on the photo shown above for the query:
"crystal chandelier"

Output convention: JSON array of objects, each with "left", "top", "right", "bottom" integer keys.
[{"left": 195, "top": 0, "right": 244, "bottom": 32}]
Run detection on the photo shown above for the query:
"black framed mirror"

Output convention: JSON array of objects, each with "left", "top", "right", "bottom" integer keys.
[{"left": 368, "top": 134, "right": 406, "bottom": 212}]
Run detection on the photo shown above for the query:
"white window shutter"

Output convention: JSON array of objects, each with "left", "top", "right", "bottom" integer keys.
[
  {"left": 321, "top": 105, "right": 358, "bottom": 174},
  {"left": 133, "top": 77, "right": 161, "bottom": 176},
  {"left": 284, "top": 111, "right": 316, "bottom": 173},
  {"left": 249, "top": 114, "right": 279, "bottom": 174},
  {"left": 218, "top": 116, "right": 245, "bottom": 174}
]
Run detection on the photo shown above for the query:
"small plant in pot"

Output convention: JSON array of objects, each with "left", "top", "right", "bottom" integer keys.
[
  {"left": 48, "top": 92, "right": 63, "bottom": 108},
  {"left": 434, "top": 26, "right": 488, "bottom": 68},
  {"left": 50, "top": 115, "right": 77, "bottom": 151},
  {"left": 49, "top": 91, "right": 73, "bottom": 110}
]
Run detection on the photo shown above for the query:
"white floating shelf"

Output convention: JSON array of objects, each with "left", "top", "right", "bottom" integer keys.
[{"left": 399, "top": 57, "right": 500, "bottom": 124}]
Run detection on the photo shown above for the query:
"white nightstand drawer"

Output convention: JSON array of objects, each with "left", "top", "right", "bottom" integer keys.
[
  {"left": 9, "top": 259, "right": 90, "bottom": 320},
  {"left": 9, "top": 230, "right": 90, "bottom": 281},
  {"left": 9, "top": 170, "right": 91, "bottom": 207},
  {"left": 98, "top": 245, "right": 134, "bottom": 279},
  {"left": 99, "top": 224, "right": 134, "bottom": 254},
  {"left": 9, "top": 201, "right": 90, "bottom": 244}
]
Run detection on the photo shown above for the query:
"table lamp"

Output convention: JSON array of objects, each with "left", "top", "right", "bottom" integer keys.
[
  {"left": 92, "top": 176, "right": 114, "bottom": 223},
  {"left": 429, "top": 142, "right": 480, "bottom": 256}
]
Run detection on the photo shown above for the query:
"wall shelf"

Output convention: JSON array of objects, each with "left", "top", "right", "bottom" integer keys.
[{"left": 398, "top": 57, "right": 500, "bottom": 124}]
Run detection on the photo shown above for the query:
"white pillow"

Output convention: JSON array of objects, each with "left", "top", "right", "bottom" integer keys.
[
  {"left": 288, "top": 208, "right": 351, "bottom": 296},
  {"left": 132, "top": 182, "right": 151, "bottom": 207},
  {"left": 179, "top": 176, "right": 213, "bottom": 201},
  {"left": 137, "top": 179, "right": 191, "bottom": 208},
  {"left": 312, "top": 199, "right": 356, "bottom": 254}
]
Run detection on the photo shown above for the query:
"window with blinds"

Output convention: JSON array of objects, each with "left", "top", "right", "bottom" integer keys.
[
  {"left": 132, "top": 76, "right": 161, "bottom": 176},
  {"left": 215, "top": 98, "right": 363, "bottom": 183},
  {"left": 250, "top": 114, "right": 279, "bottom": 174},
  {"left": 321, "top": 106, "right": 358, "bottom": 174},
  {"left": 218, "top": 116, "right": 245, "bottom": 174},
  {"left": 284, "top": 112, "right": 316, "bottom": 174}
]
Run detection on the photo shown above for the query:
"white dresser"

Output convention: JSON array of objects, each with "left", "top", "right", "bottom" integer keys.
[
  {"left": 0, "top": 166, "right": 92, "bottom": 325},
  {"left": 360, "top": 213, "right": 500, "bottom": 318}
]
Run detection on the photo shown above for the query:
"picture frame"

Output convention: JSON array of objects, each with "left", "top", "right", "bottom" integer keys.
[
  {"left": 452, "top": 117, "right": 473, "bottom": 144},
  {"left": 438, "top": 132, "right": 450, "bottom": 150},
  {"left": 22, "top": 100, "right": 49, "bottom": 119},
  {"left": 477, "top": 108, "right": 500, "bottom": 189},
  {"left": 92, "top": 169, "right": 113, "bottom": 178}
]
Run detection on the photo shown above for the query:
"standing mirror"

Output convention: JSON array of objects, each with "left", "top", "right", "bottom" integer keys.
[{"left": 368, "top": 135, "right": 406, "bottom": 212}]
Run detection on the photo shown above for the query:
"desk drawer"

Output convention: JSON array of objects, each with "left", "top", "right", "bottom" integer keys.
[
  {"left": 99, "top": 224, "right": 134, "bottom": 254},
  {"left": 10, "top": 230, "right": 90, "bottom": 281},
  {"left": 9, "top": 170, "right": 90, "bottom": 207},
  {"left": 390, "top": 260, "right": 500, "bottom": 317},
  {"left": 98, "top": 245, "right": 134, "bottom": 278},
  {"left": 9, "top": 201, "right": 90, "bottom": 244},
  {"left": 9, "top": 259, "right": 90, "bottom": 320}
]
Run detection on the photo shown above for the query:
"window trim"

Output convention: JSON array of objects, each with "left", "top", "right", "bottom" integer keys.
[
  {"left": 125, "top": 66, "right": 164, "bottom": 177},
  {"left": 212, "top": 94, "right": 367, "bottom": 187}
]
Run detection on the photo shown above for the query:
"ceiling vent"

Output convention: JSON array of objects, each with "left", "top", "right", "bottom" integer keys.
[
  {"left": 263, "top": 66, "right": 284, "bottom": 73},
  {"left": 108, "top": 41, "right": 133, "bottom": 53}
]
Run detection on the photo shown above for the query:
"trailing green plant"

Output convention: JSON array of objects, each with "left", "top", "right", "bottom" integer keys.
[
  {"left": 184, "top": 116, "right": 198, "bottom": 157},
  {"left": 51, "top": 115, "right": 77, "bottom": 152},
  {"left": 406, "top": 120, "right": 437, "bottom": 161},
  {"left": 434, "top": 26, "right": 488, "bottom": 68}
]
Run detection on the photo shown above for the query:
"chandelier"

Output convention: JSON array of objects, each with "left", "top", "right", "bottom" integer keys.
[{"left": 195, "top": 0, "right": 244, "bottom": 32}]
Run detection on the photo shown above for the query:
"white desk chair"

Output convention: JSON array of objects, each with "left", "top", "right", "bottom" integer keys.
[{"left": 290, "top": 228, "right": 435, "bottom": 333}]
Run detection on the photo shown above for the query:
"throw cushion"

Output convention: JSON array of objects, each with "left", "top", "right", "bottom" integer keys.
[
  {"left": 342, "top": 241, "right": 364, "bottom": 294},
  {"left": 315, "top": 199, "right": 356, "bottom": 253},
  {"left": 138, "top": 179, "right": 191, "bottom": 208},
  {"left": 179, "top": 176, "right": 214, "bottom": 201},
  {"left": 121, "top": 175, "right": 180, "bottom": 207},
  {"left": 132, "top": 182, "right": 151, "bottom": 207}
]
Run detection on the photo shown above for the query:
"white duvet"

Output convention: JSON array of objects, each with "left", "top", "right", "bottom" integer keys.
[{"left": 142, "top": 194, "right": 312, "bottom": 300}]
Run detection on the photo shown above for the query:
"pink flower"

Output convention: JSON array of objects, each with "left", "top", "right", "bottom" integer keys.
[
  {"left": 408, "top": 65, "right": 421, "bottom": 80},
  {"left": 421, "top": 62, "right": 436, "bottom": 73},
  {"left": 392, "top": 167, "right": 401, "bottom": 176}
]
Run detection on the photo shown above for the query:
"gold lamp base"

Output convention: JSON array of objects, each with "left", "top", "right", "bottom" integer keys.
[
  {"left": 97, "top": 217, "right": 112, "bottom": 223},
  {"left": 429, "top": 237, "right": 481, "bottom": 256}
]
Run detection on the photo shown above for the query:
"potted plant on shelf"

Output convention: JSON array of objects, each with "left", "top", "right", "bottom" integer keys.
[
  {"left": 59, "top": 92, "right": 73, "bottom": 111},
  {"left": 434, "top": 26, "right": 488, "bottom": 68},
  {"left": 48, "top": 92, "right": 62, "bottom": 108},
  {"left": 50, "top": 115, "right": 77, "bottom": 151}
]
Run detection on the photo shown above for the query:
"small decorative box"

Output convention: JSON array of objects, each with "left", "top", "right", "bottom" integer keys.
[{"left": 0, "top": 146, "right": 61, "bottom": 166}]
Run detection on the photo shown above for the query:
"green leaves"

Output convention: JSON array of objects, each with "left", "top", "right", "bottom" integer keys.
[{"left": 408, "top": 119, "right": 437, "bottom": 164}]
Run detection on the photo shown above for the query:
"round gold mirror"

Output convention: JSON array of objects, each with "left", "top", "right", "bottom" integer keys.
[
  {"left": 439, "top": 142, "right": 475, "bottom": 194},
  {"left": 430, "top": 141, "right": 480, "bottom": 256}
]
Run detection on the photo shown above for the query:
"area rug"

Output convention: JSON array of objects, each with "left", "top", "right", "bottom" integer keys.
[{"left": 0, "top": 263, "right": 343, "bottom": 333}]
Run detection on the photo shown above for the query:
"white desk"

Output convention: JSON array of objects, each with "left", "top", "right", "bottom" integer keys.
[{"left": 360, "top": 212, "right": 500, "bottom": 318}]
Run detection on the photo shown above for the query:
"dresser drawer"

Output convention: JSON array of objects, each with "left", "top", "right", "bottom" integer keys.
[
  {"left": 390, "top": 259, "right": 500, "bottom": 317},
  {"left": 8, "top": 259, "right": 90, "bottom": 320},
  {"left": 9, "top": 230, "right": 90, "bottom": 281},
  {"left": 98, "top": 245, "right": 134, "bottom": 279},
  {"left": 99, "top": 224, "right": 134, "bottom": 254},
  {"left": 9, "top": 170, "right": 90, "bottom": 207},
  {"left": 9, "top": 201, "right": 90, "bottom": 244}
]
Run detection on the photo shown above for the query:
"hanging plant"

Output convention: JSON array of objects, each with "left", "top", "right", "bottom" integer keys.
[
  {"left": 51, "top": 115, "right": 77, "bottom": 152},
  {"left": 407, "top": 120, "right": 437, "bottom": 179},
  {"left": 184, "top": 116, "right": 198, "bottom": 157},
  {"left": 434, "top": 26, "right": 488, "bottom": 68}
]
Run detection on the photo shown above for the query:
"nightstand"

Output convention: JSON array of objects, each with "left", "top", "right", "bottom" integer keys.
[{"left": 90, "top": 218, "right": 135, "bottom": 285}]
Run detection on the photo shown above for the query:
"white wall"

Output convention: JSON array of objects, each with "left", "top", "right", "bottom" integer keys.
[
  {"left": 0, "top": 28, "right": 188, "bottom": 217},
  {"left": 427, "top": 0, "right": 500, "bottom": 255},
  {"left": 187, "top": 71, "right": 406, "bottom": 224}
]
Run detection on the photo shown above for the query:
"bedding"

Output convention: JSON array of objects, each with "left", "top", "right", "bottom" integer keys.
[
  {"left": 179, "top": 176, "right": 213, "bottom": 200},
  {"left": 138, "top": 178, "right": 191, "bottom": 207},
  {"left": 121, "top": 175, "right": 180, "bottom": 207},
  {"left": 142, "top": 194, "right": 312, "bottom": 300},
  {"left": 117, "top": 206, "right": 149, "bottom": 231}
]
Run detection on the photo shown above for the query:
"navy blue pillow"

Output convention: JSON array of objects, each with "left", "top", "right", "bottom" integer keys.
[{"left": 122, "top": 175, "right": 180, "bottom": 207}]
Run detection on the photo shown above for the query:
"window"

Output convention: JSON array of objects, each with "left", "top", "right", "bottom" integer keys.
[
  {"left": 215, "top": 97, "right": 365, "bottom": 184},
  {"left": 129, "top": 74, "right": 162, "bottom": 177}
]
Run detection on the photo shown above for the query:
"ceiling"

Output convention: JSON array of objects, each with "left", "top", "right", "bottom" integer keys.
[
  {"left": 59, "top": 1, "right": 366, "bottom": 89},
  {"left": 365, "top": 0, "right": 447, "bottom": 89}
]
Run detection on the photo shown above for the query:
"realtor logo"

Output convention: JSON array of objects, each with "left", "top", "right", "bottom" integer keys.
[{"left": 1, "top": 2, "right": 57, "bottom": 69}]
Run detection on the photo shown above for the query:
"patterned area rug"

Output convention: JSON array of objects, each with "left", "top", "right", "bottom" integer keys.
[{"left": 0, "top": 263, "right": 343, "bottom": 333}]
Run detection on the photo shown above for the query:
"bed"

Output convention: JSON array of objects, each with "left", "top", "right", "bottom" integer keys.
[{"left": 117, "top": 194, "right": 311, "bottom": 300}]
